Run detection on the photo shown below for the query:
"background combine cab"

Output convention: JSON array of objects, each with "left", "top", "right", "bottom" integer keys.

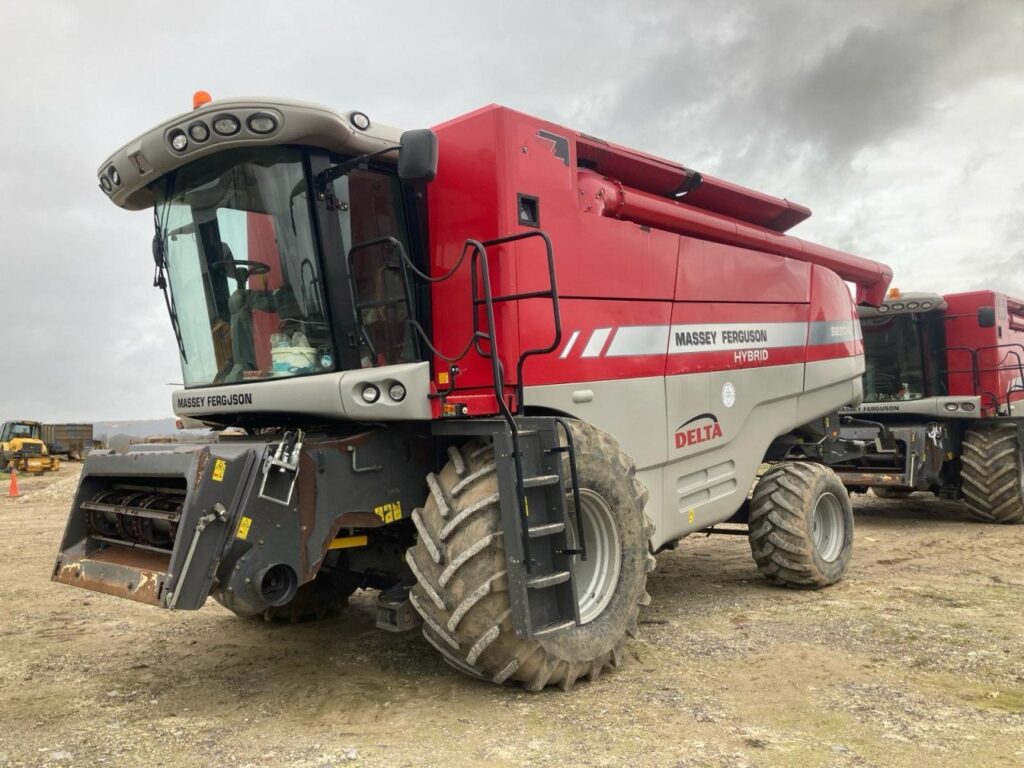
[{"left": 830, "top": 290, "right": 1024, "bottom": 523}]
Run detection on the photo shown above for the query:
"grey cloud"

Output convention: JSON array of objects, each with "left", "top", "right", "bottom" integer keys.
[{"left": 1, "top": 0, "right": 1022, "bottom": 420}]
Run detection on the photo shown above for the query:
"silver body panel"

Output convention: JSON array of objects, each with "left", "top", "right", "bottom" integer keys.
[
  {"left": 858, "top": 292, "right": 947, "bottom": 319},
  {"left": 525, "top": 356, "right": 862, "bottom": 549},
  {"left": 172, "top": 362, "right": 432, "bottom": 423},
  {"left": 840, "top": 395, "right": 983, "bottom": 418},
  {"left": 99, "top": 97, "right": 404, "bottom": 210}
]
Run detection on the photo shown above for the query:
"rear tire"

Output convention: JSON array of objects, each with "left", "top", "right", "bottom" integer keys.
[
  {"left": 961, "top": 424, "right": 1024, "bottom": 524},
  {"left": 407, "top": 422, "right": 655, "bottom": 691},
  {"left": 749, "top": 462, "right": 853, "bottom": 588}
]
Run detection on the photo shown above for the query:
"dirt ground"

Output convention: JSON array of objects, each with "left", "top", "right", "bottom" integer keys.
[{"left": 1, "top": 466, "right": 1022, "bottom": 768}]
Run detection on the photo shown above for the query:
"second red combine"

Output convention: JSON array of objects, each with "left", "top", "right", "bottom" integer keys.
[{"left": 828, "top": 289, "right": 1024, "bottom": 523}]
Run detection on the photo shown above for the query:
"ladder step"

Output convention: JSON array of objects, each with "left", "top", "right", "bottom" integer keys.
[
  {"left": 527, "top": 522, "right": 565, "bottom": 538},
  {"left": 522, "top": 474, "right": 559, "bottom": 489},
  {"left": 531, "top": 619, "right": 576, "bottom": 638},
  {"left": 527, "top": 571, "right": 571, "bottom": 589}
]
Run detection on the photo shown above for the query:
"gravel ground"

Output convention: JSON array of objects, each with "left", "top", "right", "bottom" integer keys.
[{"left": 1, "top": 466, "right": 1022, "bottom": 767}]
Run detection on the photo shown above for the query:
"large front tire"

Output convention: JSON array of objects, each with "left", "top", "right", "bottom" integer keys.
[
  {"left": 408, "top": 422, "right": 654, "bottom": 691},
  {"left": 749, "top": 462, "right": 854, "bottom": 588},
  {"left": 961, "top": 424, "right": 1024, "bottom": 524}
]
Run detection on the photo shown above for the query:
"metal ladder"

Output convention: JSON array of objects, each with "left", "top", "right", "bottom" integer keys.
[
  {"left": 464, "top": 232, "right": 587, "bottom": 639},
  {"left": 345, "top": 227, "right": 587, "bottom": 638}
]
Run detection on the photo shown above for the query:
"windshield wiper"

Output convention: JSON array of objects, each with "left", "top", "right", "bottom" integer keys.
[
  {"left": 315, "top": 145, "right": 399, "bottom": 193},
  {"left": 152, "top": 206, "right": 188, "bottom": 364}
]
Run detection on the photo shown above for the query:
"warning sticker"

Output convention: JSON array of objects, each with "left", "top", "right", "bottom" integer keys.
[
  {"left": 236, "top": 516, "right": 252, "bottom": 540},
  {"left": 373, "top": 501, "right": 403, "bottom": 524},
  {"left": 212, "top": 459, "right": 227, "bottom": 482}
]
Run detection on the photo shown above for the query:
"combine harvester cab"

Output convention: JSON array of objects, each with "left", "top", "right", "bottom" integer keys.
[
  {"left": 54, "top": 94, "right": 892, "bottom": 689},
  {"left": 832, "top": 290, "right": 1024, "bottom": 522}
]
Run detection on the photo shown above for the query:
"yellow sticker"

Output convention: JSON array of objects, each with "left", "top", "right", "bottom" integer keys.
[
  {"left": 329, "top": 535, "right": 369, "bottom": 550},
  {"left": 212, "top": 458, "right": 227, "bottom": 482},
  {"left": 373, "top": 501, "right": 403, "bottom": 524},
  {"left": 236, "top": 516, "right": 252, "bottom": 540},
  {"left": 688, "top": 508, "right": 695, "bottom": 524}
]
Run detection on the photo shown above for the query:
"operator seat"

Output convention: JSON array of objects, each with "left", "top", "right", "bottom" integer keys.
[{"left": 217, "top": 242, "right": 258, "bottom": 378}]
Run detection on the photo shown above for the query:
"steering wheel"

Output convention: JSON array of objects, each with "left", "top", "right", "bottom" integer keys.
[{"left": 212, "top": 259, "right": 271, "bottom": 276}]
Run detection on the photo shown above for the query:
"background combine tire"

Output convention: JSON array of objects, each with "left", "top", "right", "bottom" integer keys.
[
  {"left": 214, "top": 569, "right": 358, "bottom": 623},
  {"left": 408, "top": 422, "right": 654, "bottom": 691},
  {"left": 961, "top": 424, "right": 1024, "bottom": 524},
  {"left": 749, "top": 462, "right": 853, "bottom": 588},
  {"left": 871, "top": 487, "right": 913, "bottom": 499}
]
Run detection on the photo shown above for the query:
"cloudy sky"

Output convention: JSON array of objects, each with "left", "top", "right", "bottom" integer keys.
[{"left": 1, "top": 0, "right": 1022, "bottom": 421}]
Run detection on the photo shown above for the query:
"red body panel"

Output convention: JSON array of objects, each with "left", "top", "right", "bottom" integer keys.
[
  {"left": 942, "top": 291, "right": 1024, "bottom": 415},
  {"left": 427, "top": 106, "right": 886, "bottom": 414}
]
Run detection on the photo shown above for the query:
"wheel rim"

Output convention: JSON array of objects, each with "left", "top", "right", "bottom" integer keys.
[
  {"left": 811, "top": 492, "right": 845, "bottom": 563},
  {"left": 568, "top": 489, "right": 622, "bottom": 624}
]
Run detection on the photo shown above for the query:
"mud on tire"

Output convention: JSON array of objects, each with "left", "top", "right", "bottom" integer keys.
[
  {"left": 749, "top": 462, "right": 853, "bottom": 589},
  {"left": 961, "top": 424, "right": 1024, "bottom": 524},
  {"left": 407, "top": 422, "right": 655, "bottom": 691}
]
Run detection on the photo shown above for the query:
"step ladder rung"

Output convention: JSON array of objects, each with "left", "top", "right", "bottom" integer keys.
[
  {"left": 527, "top": 522, "right": 565, "bottom": 538},
  {"left": 527, "top": 570, "right": 571, "bottom": 589},
  {"left": 531, "top": 619, "right": 576, "bottom": 638},
  {"left": 522, "top": 474, "right": 559, "bottom": 489}
]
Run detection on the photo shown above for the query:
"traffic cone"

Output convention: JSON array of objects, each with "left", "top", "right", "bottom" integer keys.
[{"left": 7, "top": 468, "right": 20, "bottom": 498}]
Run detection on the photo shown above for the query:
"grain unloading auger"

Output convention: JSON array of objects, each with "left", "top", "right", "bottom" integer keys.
[{"left": 54, "top": 94, "right": 890, "bottom": 690}]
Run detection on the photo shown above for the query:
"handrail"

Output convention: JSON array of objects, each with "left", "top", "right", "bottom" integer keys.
[{"left": 942, "top": 343, "right": 1024, "bottom": 411}]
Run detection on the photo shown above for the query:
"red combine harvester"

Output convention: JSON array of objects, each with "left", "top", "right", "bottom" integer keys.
[
  {"left": 53, "top": 97, "right": 890, "bottom": 690},
  {"left": 831, "top": 290, "right": 1024, "bottom": 522}
]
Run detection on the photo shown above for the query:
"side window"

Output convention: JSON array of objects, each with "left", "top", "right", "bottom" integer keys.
[{"left": 332, "top": 169, "right": 417, "bottom": 367}]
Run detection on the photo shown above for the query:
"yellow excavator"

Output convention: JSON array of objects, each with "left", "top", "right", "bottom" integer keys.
[{"left": 0, "top": 420, "right": 60, "bottom": 473}]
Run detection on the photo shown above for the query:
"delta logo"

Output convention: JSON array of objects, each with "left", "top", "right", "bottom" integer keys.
[{"left": 674, "top": 413, "right": 724, "bottom": 449}]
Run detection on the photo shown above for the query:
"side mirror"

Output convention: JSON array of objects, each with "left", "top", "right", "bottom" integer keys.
[
  {"left": 978, "top": 306, "right": 996, "bottom": 328},
  {"left": 398, "top": 129, "right": 438, "bottom": 183}
]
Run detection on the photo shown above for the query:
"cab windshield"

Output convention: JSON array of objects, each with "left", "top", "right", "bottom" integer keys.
[
  {"left": 0, "top": 423, "right": 37, "bottom": 441},
  {"left": 155, "top": 147, "right": 334, "bottom": 387},
  {"left": 861, "top": 314, "right": 927, "bottom": 401}
]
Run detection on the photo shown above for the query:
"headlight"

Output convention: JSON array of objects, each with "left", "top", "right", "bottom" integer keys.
[
  {"left": 188, "top": 122, "right": 210, "bottom": 142},
  {"left": 169, "top": 131, "right": 188, "bottom": 151},
  {"left": 388, "top": 383, "right": 406, "bottom": 402},
  {"left": 350, "top": 111, "right": 371, "bottom": 130},
  {"left": 247, "top": 113, "right": 277, "bottom": 134},
  {"left": 108, "top": 166, "right": 120, "bottom": 185},
  {"left": 360, "top": 384, "right": 380, "bottom": 404},
  {"left": 212, "top": 115, "right": 240, "bottom": 136}
]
